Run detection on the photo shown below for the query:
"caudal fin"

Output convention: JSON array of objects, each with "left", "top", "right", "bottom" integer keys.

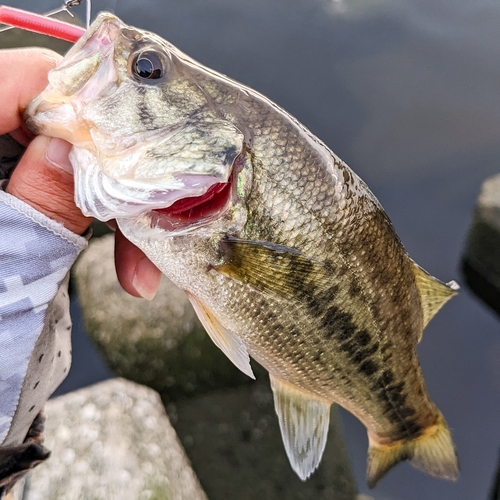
[{"left": 366, "top": 413, "right": 459, "bottom": 488}]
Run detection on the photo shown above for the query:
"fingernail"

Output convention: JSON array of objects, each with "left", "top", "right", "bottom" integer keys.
[
  {"left": 40, "top": 50, "right": 63, "bottom": 67},
  {"left": 132, "top": 257, "right": 161, "bottom": 300},
  {"left": 46, "top": 138, "right": 73, "bottom": 173}
]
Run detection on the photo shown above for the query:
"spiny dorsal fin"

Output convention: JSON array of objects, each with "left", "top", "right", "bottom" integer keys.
[
  {"left": 270, "top": 374, "right": 331, "bottom": 481},
  {"left": 187, "top": 293, "right": 255, "bottom": 379},
  {"left": 412, "top": 263, "right": 459, "bottom": 332},
  {"left": 215, "top": 237, "right": 330, "bottom": 299}
]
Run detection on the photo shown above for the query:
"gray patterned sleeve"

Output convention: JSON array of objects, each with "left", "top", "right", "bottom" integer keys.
[{"left": 0, "top": 187, "right": 87, "bottom": 446}]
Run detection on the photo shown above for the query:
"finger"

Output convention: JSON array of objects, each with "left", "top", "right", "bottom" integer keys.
[
  {"left": 115, "top": 227, "right": 161, "bottom": 300},
  {"left": 0, "top": 48, "right": 62, "bottom": 137},
  {"left": 6, "top": 135, "right": 92, "bottom": 235},
  {"left": 0, "top": 48, "right": 61, "bottom": 136},
  {"left": 9, "top": 126, "right": 35, "bottom": 148},
  {"left": 0, "top": 48, "right": 62, "bottom": 138}
]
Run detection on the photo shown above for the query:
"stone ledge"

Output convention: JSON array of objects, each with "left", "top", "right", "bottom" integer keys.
[
  {"left": 463, "top": 174, "right": 500, "bottom": 316},
  {"left": 22, "top": 378, "right": 207, "bottom": 500}
]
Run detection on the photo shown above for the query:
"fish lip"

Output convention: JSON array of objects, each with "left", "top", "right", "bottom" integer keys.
[
  {"left": 24, "top": 13, "right": 123, "bottom": 143},
  {"left": 24, "top": 96, "right": 79, "bottom": 140}
]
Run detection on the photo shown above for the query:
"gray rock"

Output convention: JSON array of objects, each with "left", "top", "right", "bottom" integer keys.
[
  {"left": 23, "top": 378, "right": 207, "bottom": 500},
  {"left": 73, "top": 235, "right": 259, "bottom": 402},
  {"left": 462, "top": 174, "right": 500, "bottom": 316}
]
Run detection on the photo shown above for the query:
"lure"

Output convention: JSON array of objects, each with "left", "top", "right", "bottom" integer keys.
[{"left": 0, "top": 4, "right": 85, "bottom": 42}]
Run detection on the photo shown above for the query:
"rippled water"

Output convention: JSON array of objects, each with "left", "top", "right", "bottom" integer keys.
[{"left": 3, "top": 0, "right": 500, "bottom": 498}]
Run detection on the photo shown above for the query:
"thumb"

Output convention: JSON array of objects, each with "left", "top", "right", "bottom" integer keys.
[{"left": 6, "top": 135, "right": 91, "bottom": 235}]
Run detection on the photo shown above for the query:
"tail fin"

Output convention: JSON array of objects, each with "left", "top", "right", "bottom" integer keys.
[{"left": 366, "top": 413, "right": 459, "bottom": 488}]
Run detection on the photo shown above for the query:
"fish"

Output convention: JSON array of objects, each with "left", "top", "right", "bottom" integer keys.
[{"left": 25, "top": 12, "right": 460, "bottom": 487}]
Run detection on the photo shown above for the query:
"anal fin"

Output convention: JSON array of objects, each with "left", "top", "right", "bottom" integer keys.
[
  {"left": 187, "top": 294, "right": 255, "bottom": 379},
  {"left": 270, "top": 374, "right": 331, "bottom": 481}
]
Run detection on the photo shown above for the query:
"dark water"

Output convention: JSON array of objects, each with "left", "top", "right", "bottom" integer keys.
[{"left": 3, "top": 0, "right": 500, "bottom": 498}]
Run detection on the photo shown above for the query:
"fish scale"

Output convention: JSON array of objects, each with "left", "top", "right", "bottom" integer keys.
[{"left": 25, "top": 12, "right": 459, "bottom": 488}]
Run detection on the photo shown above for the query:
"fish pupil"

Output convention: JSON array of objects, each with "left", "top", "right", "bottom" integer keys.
[{"left": 134, "top": 52, "right": 163, "bottom": 80}]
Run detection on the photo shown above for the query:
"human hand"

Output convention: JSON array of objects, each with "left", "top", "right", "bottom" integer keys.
[{"left": 2, "top": 48, "right": 161, "bottom": 300}]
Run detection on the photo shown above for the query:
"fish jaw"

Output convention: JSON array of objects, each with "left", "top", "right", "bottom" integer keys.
[{"left": 24, "top": 12, "right": 244, "bottom": 222}]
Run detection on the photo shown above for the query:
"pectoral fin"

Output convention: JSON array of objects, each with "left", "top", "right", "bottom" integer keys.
[
  {"left": 187, "top": 294, "right": 255, "bottom": 379},
  {"left": 270, "top": 374, "right": 331, "bottom": 481},
  {"left": 216, "top": 237, "right": 330, "bottom": 298},
  {"left": 412, "top": 263, "right": 459, "bottom": 333}
]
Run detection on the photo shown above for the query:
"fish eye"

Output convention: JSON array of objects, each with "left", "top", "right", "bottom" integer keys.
[{"left": 131, "top": 50, "right": 166, "bottom": 82}]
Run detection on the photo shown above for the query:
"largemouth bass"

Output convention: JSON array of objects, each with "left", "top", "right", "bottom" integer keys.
[{"left": 25, "top": 13, "right": 459, "bottom": 487}]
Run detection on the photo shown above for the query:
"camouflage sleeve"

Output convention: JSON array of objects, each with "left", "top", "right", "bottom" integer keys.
[{"left": 0, "top": 185, "right": 87, "bottom": 449}]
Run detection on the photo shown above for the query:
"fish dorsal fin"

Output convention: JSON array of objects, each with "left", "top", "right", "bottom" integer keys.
[
  {"left": 187, "top": 294, "right": 255, "bottom": 379},
  {"left": 269, "top": 374, "right": 331, "bottom": 481},
  {"left": 216, "top": 237, "right": 329, "bottom": 298},
  {"left": 412, "top": 263, "right": 459, "bottom": 332}
]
